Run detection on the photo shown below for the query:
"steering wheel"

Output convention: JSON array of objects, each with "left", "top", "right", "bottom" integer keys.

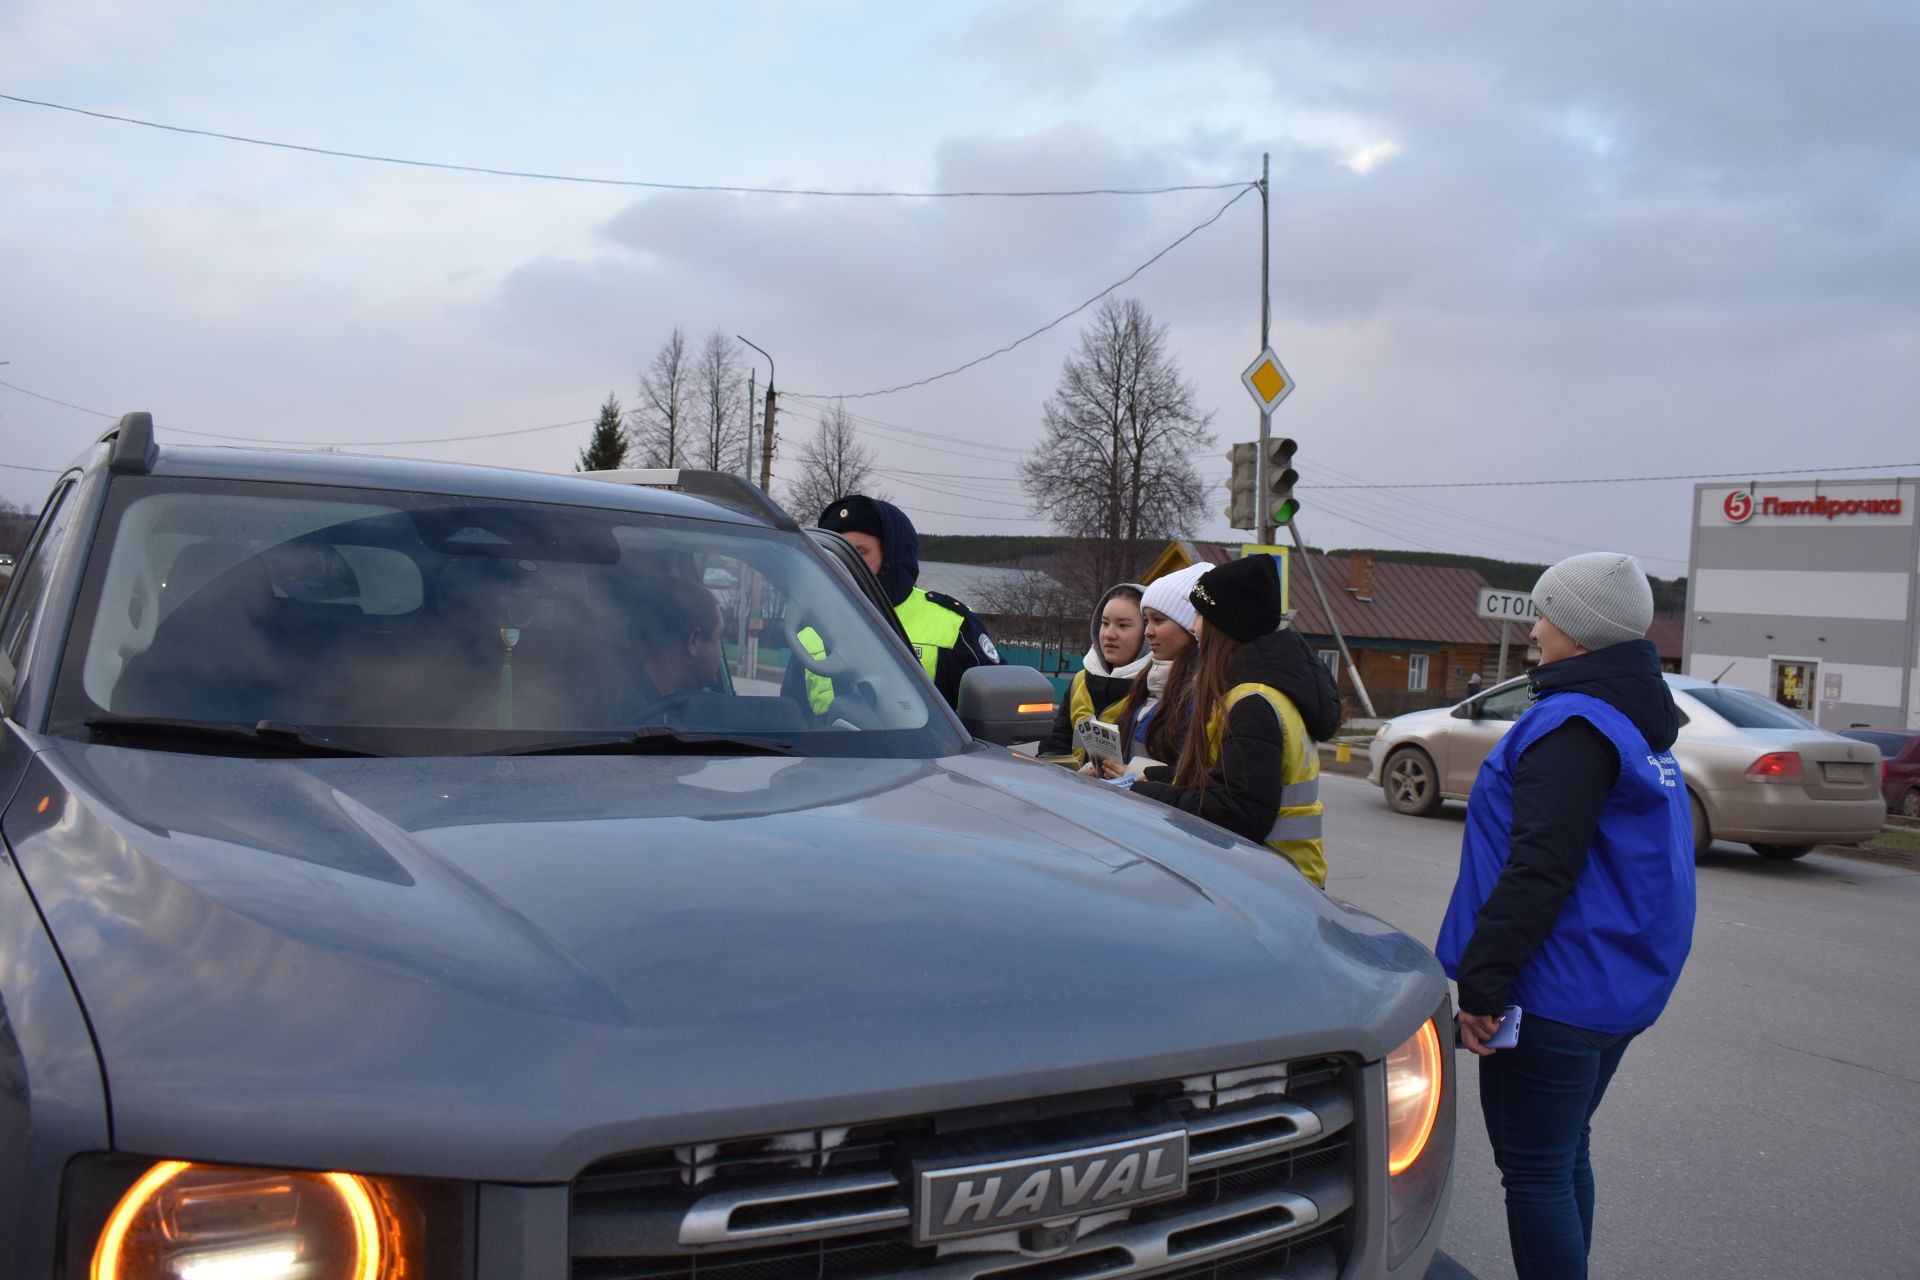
[{"left": 782, "top": 614, "right": 855, "bottom": 678}]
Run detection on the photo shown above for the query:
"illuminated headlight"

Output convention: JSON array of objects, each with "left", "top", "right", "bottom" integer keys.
[
  {"left": 1384, "top": 1013, "right": 1454, "bottom": 1268},
  {"left": 1384, "top": 1020, "right": 1442, "bottom": 1174},
  {"left": 80, "top": 1159, "right": 458, "bottom": 1280}
]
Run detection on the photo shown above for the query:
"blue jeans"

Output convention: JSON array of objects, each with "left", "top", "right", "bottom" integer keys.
[{"left": 1478, "top": 1013, "right": 1641, "bottom": 1280}]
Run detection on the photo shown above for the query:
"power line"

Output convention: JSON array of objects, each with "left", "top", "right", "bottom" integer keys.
[
  {"left": 795, "top": 183, "right": 1259, "bottom": 399},
  {"left": 0, "top": 92, "right": 1247, "bottom": 199},
  {"left": 0, "top": 379, "right": 114, "bottom": 418},
  {"left": 783, "top": 394, "right": 1030, "bottom": 455},
  {"left": 1311, "top": 462, "right": 1919, "bottom": 490},
  {"left": 875, "top": 470, "right": 1035, "bottom": 509},
  {"left": 1, "top": 461, "right": 61, "bottom": 474},
  {"left": 1303, "top": 458, "right": 1690, "bottom": 567}
]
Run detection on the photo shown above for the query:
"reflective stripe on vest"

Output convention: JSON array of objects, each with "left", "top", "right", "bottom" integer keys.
[{"left": 1205, "top": 682, "right": 1328, "bottom": 887}]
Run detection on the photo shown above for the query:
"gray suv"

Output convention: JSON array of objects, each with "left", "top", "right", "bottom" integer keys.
[{"left": 0, "top": 415, "right": 1454, "bottom": 1279}]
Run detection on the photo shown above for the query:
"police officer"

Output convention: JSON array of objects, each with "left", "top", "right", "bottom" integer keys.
[{"left": 805, "top": 495, "right": 1001, "bottom": 711}]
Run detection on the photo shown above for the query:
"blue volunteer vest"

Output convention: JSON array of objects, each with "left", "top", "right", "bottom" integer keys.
[{"left": 1437, "top": 692, "right": 1697, "bottom": 1034}]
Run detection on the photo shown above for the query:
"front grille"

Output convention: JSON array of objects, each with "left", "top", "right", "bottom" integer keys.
[{"left": 571, "top": 1057, "right": 1357, "bottom": 1280}]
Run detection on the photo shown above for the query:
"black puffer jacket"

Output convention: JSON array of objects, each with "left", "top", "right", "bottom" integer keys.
[{"left": 1132, "top": 627, "right": 1342, "bottom": 844}]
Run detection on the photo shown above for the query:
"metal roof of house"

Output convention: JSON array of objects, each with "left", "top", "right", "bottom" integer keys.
[
  {"left": 917, "top": 560, "right": 1062, "bottom": 606},
  {"left": 1156, "top": 541, "right": 1507, "bottom": 646}
]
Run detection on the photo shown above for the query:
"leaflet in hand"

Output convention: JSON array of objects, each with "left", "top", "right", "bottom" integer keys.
[{"left": 1073, "top": 716, "right": 1124, "bottom": 765}]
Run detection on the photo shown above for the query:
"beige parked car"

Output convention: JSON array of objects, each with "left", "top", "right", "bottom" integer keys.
[{"left": 1367, "top": 673, "right": 1885, "bottom": 860}]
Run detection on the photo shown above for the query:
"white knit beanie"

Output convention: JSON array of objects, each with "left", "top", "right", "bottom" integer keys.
[
  {"left": 1140, "top": 563, "right": 1209, "bottom": 637},
  {"left": 1532, "top": 552, "right": 1654, "bottom": 651}
]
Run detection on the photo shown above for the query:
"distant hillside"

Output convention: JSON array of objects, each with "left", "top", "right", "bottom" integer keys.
[
  {"left": 1327, "top": 547, "right": 1687, "bottom": 615},
  {"left": 920, "top": 534, "right": 1081, "bottom": 566}
]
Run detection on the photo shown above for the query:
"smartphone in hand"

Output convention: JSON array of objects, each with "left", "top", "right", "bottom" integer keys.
[{"left": 1485, "top": 1005, "right": 1523, "bottom": 1050}]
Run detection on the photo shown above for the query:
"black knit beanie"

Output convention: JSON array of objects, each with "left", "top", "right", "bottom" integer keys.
[
  {"left": 1190, "top": 554, "right": 1284, "bottom": 641},
  {"left": 817, "top": 495, "right": 886, "bottom": 542}
]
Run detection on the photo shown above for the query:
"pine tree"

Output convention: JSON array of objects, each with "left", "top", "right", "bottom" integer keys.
[{"left": 577, "top": 392, "right": 629, "bottom": 472}]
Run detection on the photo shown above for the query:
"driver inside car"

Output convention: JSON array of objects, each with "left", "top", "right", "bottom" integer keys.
[{"left": 631, "top": 573, "right": 726, "bottom": 703}]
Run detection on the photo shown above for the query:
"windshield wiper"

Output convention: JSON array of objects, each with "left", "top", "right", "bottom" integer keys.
[
  {"left": 84, "top": 714, "right": 392, "bottom": 758},
  {"left": 490, "top": 725, "right": 798, "bottom": 757}
]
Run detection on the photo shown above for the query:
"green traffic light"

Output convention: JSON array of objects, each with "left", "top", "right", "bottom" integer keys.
[{"left": 1273, "top": 498, "right": 1299, "bottom": 524}]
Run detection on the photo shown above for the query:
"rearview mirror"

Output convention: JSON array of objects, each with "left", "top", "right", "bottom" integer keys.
[{"left": 957, "top": 665, "right": 1058, "bottom": 747}]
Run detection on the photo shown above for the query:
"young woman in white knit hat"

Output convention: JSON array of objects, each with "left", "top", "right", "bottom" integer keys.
[
  {"left": 1437, "top": 551, "right": 1697, "bottom": 1280},
  {"left": 1102, "top": 562, "right": 1209, "bottom": 777}
]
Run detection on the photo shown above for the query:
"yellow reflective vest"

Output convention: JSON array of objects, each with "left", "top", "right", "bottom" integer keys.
[
  {"left": 1044, "top": 669, "right": 1132, "bottom": 767},
  {"left": 1202, "top": 682, "right": 1327, "bottom": 887},
  {"left": 802, "top": 588, "right": 965, "bottom": 713}
]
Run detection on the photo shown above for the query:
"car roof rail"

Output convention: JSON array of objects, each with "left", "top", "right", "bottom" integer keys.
[
  {"left": 102, "top": 411, "right": 158, "bottom": 475},
  {"left": 580, "top": 468, "right": 799, "bottom": 530}
]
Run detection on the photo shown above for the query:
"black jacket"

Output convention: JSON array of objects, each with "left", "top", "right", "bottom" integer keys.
[
  {"left": 1132, "top": 628, "right": 1342, "bottom": 844},
  {"left": 1454, "top": 639, "right": 1680, "bottom": 1015}
]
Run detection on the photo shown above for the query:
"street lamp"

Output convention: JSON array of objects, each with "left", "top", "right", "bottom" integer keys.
[{"left": 736, "top": 335, "right": 775, "bottom": 493}]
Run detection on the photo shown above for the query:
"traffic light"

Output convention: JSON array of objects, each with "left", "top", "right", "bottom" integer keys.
[
  {"left": 1224, "top": 442, "right": 1257, "bottom": 529},
  {"left": 1265, "top": 437, "right": 1299, "bottom": 526}
]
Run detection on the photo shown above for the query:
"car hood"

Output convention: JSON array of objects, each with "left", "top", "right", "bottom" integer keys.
[
  {"left": 1380, "top": 706, "right": 1459, "bottom": 739},
  {"left": 8, "top": 741, "right": 1442, "bottom": 1182}
]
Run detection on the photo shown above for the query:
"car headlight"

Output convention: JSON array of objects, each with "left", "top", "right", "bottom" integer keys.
[
  {"left": 81, "top": 1159, "right": 457, "bottom": 1280},
  {"left": 1383, "top": 1012, "right": 1454, "bottom": 1268},
  {"left": 1385, "top": 1019, "right": 1442, "bottom": 1174}
]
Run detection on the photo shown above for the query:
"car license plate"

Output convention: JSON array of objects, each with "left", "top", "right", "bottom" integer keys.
[{"left": 1822, "top": 762, "right": 1866, "bottom": 784}]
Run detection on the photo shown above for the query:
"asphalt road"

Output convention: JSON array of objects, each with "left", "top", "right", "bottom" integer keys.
[{"left": 1317, "top": 771, "right": 1920, "bottom": 1280}]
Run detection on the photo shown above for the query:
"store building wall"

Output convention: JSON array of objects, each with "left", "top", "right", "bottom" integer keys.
[{"left": 1685, "top": 478, "right": 1919, "bottom": 730}]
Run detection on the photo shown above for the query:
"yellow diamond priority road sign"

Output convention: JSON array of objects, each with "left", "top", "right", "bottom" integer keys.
[{"left": 1240, "top": 347, "right": 1295, "bottom": 412}]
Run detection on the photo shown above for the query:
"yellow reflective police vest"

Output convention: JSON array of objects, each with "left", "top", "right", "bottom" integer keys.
[
  {"left": 1047, "top": 669, "right": 1133, "bottom": 767},
  {"left": 802, "top": 588, "right": 965, "bottom": 713},
  {"left": 1203, "top": 682, "right": 1327, "bottom": 887}
]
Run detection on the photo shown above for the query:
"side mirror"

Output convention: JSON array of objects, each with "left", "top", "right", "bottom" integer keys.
[{"left": 957, "top": 665, "right": 1057, "bottom": 747}]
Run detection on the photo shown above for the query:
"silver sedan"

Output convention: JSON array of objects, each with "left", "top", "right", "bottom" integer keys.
[{"left": 1366, "top": 673, "right": 1885, "bottom": 859}]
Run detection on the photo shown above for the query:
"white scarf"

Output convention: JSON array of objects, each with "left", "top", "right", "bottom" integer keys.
[
  {"left": 1145, "top": 656, "right": 1170, "bottom": 698},
  {"left": 1082, "top": 643, "right": 1153, "bottom": 684}
]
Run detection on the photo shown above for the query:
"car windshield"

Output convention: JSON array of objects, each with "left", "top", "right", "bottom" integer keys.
[
  {"left": 1681, "top": 685, "right": 1815, "bottom": 731},
  {"left": 49, "top": 477, "right": 964, "bottom": 758}
]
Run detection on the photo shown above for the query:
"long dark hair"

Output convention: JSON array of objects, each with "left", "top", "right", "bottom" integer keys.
[
  {"left": 1171, "top": 627, "right": 1247, "bottom": 798},
  {"left": 1117, "top": 642, "right": 1197, "bottom": 764}
]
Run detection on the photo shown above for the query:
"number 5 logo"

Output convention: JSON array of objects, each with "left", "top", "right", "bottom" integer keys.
[{"left": 1723, "top": 490, "right": 1753, "bottom": 523}]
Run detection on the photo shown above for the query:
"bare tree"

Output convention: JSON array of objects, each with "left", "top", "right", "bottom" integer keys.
[
  {"left": 1021, "top": 297, "right": 1214, "bottom": 593},
  {"left": 784, "top": 401, "right": 885, "bottom": 521},
  {"left": 634, "top": 328, "right": 691, "bottom": 467},
  {"left": 690, "top": 328, "right": 747, "bottom": 473},
  {"left": 966, "top": 559, "right": 1077, "bottom": 649}
]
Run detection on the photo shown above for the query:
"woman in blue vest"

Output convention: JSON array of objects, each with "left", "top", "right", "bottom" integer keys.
[{"left": 1437, "top": 552, "right": 1697, "bottom": 1280}]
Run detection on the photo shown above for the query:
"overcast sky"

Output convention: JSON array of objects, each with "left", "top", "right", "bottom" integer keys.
[{"left": 4, "top": 0, "right": 1915, "bottom": 576}]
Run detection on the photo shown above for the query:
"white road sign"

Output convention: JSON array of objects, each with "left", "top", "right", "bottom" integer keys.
[
  {"left": 1240, "top": 347, "right": 1295, "bottom": 412},
  {"left": 1477, "top": 588, "right": 1540, "bottom": 622}
]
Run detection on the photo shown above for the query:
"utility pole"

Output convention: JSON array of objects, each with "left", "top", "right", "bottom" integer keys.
[
  {"left": 1253, "top": 152, "right": 1375, "bottom": 716},
  {"left": 737, "top": 335, "right": 776, "bottom": 493},
  {"left": 1258, "top": 152, "right": 1273, "bottom": 548},
  {"left": 743, "top": 369, "right": 755, "bottom": 483}
]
